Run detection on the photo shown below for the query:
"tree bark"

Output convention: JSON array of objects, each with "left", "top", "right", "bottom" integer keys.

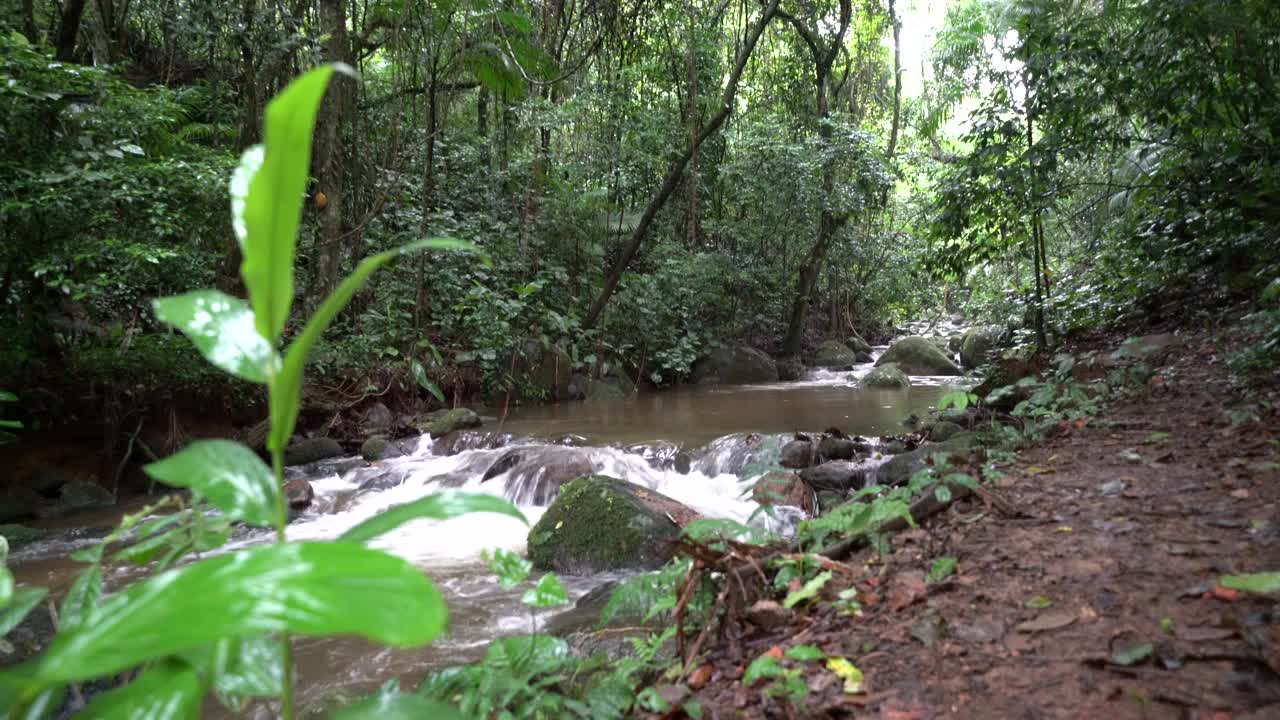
[
  {"left": 886, "top": 0, "right": 902, "bottom": 159},
  {"left": 582, "top": 0, "right": 780, "bottom": 330},
  {"left": 22, "top": 0, "right": 37, "bottom": 42},
  {"left": 311, "top": 0, "right": 350, "bottom": 302},
  {"left": 56, "top": 0, "right": 89, "bottom": 61}
]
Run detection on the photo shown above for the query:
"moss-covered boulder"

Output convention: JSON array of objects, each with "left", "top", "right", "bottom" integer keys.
[
  {"left": 863, "top": 363, "right": 911, "bottom": 389},
  {"left": 928, "top": 421, "right": 964, "bottom": 442},
  {"left": 876, "top": 337, "right": 962, "bottom": 376},
  {"left": 960, "top": 326, "right": 1003, "bottom": 369},
  {"left": 0, "top": 524, "right": 46, "bottom": 551},
  {"left": 691, "top": 347, "right": 778, "bottom": 385},
  {"left": 284, "top": 437, "right": 344, "bottom": 466},
  {"left": 360, "top": 436, "right": 403, "bottom": 462},
  {"left": 845, "top": 332, "right": 873, "bottom": 355},
  {"left": 812, "top": 340, "right": 861, "bottom": 368},
  {"left": 420, "top": 408, "right": 482, "bottom": 437},
  {"left": 875, "top": 436, "right": 976, "bottom": 487},
  {"left": 527, "top": 475, "right": 687, "bottom": 574},
  {"left": 777, "top": 358, "right": 806, "bottom": 381}
]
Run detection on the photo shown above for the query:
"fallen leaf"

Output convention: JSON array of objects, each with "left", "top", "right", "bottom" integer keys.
[
  {"left": 1210, "top": 585, "right": 1240, "bottom": 602},
  {"left": 888, "top": 573, "right": 928, "bottom": 612},
  {"left": 763, "top": 645, "right": 784, "bottom": 660},
  {"left": 1016, "top": 611, "right": 1077, "bottom": 633},
  {"left": 826, "top": 656, "right": 864, "bottom": 694},
  {"left": 687, "top": 664, "right": 713, "bottom": 689},
  {"left": 1110, "top": 640, "right": 1154, "bottom": 666}
]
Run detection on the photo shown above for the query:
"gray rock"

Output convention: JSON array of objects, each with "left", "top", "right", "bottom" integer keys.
[
  {"left": 485, "top": 447, "right": 598, "bottom": 505},
  {"left": 875, "top": 436, "right": 977, "bottom": 487},
  {"left": 0, "top": 523, "right": 47, "bottom": 550},
  {"left": 818, "top": 436, "right": 858, "bottom": 461},
  {"left": 420, "top": 408, "right": 482, "bottom": 436},
  {"left": 845, "top": 333, "right": 873, "bottom": 355},
  {"left": 776, "top": 358, "right": 806, "bottom": 381},
  {"left": 876, "top": 337, "right": 962, "bottom": 376},
  {"left": 582, "top": 378, "right": 626, "bottom": 404},
  {"left": 864, "top": 363, "right": 911, "bottom": 389},
  {"left": 812, "top": 340, "right": 860, "bottom": 368},
  {"left": 799, "top": 461, "right": 869, "bottom": 494},
  {"left": 817, "top": 490, "right": 846, "bottom": 514},
  {"left": 360, "top": 436, "right": 403, "bottom": 462},
  {"left": 690, "top": 346, "right": 779, "bottom": 385},
  {"left": 780, "top": 440, "right": 816, "bottom": 469},
  {"left": 58, "top": 480, "right": 114, "bottom": 511},
  {"left": 284, "top": 478, "right": 314, "bottom": 508},
  {"left": 284, "top": 437, "right": 344, "bottom": 466},
  {"left": 363, "top": 402, "right": 394, "bottom": 431},
  {"left": 960, "top": 326, "right": 1003, "bottom": 369},
  {"left": 928, "top": 421, "right": 964, "bottom": 442}
]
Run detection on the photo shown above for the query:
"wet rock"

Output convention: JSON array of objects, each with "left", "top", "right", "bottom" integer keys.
[
  {"left": 58, "top": 480, "right": 114, "bottom": 512},
  {"left": 625, "top": 442, "right": 691, "bottom": 474},
  {"left": 1, "top": 486, "right": 43, "bottom": 523},
  {"left": 856, "top": 350, "right": 874, "bottom": 363},
  {"left": 780, "top": 439, "right": 816, "bottom": 469},
  {"left": 420, "top": 407, "right": 482, "bottom": 436},
  {"left": 960, "top": 325, "right": 1003, "bottom": 369},
  {"left": 876, "top": 337, "right": 962, "bottom": 376},
  {"left": 928, "top": 421, "right": 964, "bottom": 442},
  {"left": 690, "top": 346, "right": 778, "bottom": 385},
  {"left": 747, "top": 600, "right": 790, "bottom": 630},
  {"left": 799, "top": 461, "right": 869, "bottom": 494},
  {"left": 284, "top": 478, "right": 314, "bottom": 508},
  {"left": 360, "top": 436, "right": 403, "bottom": 462},
  {"left": 485, "top": 447, "right": 597, "bottom": 505},
  {"left": 750, "top": 471, "right": 815, "bottom": 514},
  {"left": 845, "top": 332, "right": 873, "bottom": 355},
  {"left": 363, "top": 402, "right": 394, "bottom": 431},
  {"left": 819, "top": 436, "right": 858, "bottom": 461},
  {"left": 527, "top": 475, "right": 686, "bottom": 574},
  {"left": 284, "top": 437, "right": 344, "bottom": 466},
  {"left": 875, "top": 436, "right": 976, "bottom": 487},
  {"left": 864, "top": 363, "right": 911, "bottom": 389},
  {"left": 354, "top": 468, "right": 407, "bottom": 492},
  {"left": 432, "top": 430, "right": 511, "bottom": 456},
  {"left": 690, "top": 433, "right": 770, "bottom": 476},
  {"left": 0, "top": 523, "right": 47, "bottom": 550},
  {"left": 813, "top": 340, "right": 861, "bottom": 368},
  {"left": 948, "top": 334, "right": 964, "bottom": 353},
  {"left": 776, "top": 358, "right": 806, "bottom": 381}
]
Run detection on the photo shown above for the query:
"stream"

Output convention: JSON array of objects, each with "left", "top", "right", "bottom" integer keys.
[{"left": 6, "top": 340, "right": 969, "bottom": 715}]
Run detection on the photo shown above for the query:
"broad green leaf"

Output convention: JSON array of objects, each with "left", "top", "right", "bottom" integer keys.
[
  {"left": 521, "top": 573, "right": 568, "bottom": 608},
  {"left": 18, "top": 542, "right": 446, "bottom": 688},
  {"left": 237, "top": 64, "right": 351, "bottom": 343},
  {"left": 742, "top": 656, "right": 782, "bottom": 686},
  {"left": 0, "top": 567, "right": 12, "bottom": 608},
  {"left": 332, "top": 693, "right": 467, "bottom": 720},
  {"left": 783, "top": 570, "right": 832, "bottom": 608},
  {"left": 0, "top": 587, "right": 47, "bottom": 636},
  {"left": 340, "top": 490, "right": 525, "bottom": 545},
  {"left": 0, "top": 391, "right": 16, "bottom": 401},
  {"left": 152, "top": 290, "right": 279, "bottom": 384},
  {"left": 1109, "top": 640, "right": 1154, "bottom": 667},
  {"left": 934, "top": 485, "right": 953, "bottom": 504},
  {"left": 483, "top": 548, "right": 532, "bottom": 590},
  {"left": 784, "top": 644, "right": 825, "bottom": 661},
  {"left": 143, "top": 440, "right": 279, "bottom": 527},
  {"left": 1220, "top": 572, "right": 1280, "bottom": 595},
  {"left": 0, "top": 683, "right": 63, "bottom": 720},
  {"left": 483, "top": 635, "right": 569, "bottom": 674},
  {"left": 928, "top": 556, "right": 957, "bottom": 583},
  {"left": 411, "top": 360, "right": 446, "bottom": 403},
  {"left": 58, "top": 565, "right": 102, "bottom": 631},
  {"left": 269, "top": 238, "right": 476, "bottom": 451},
  {"left": 74, "top": 659, "right": 201, "bottom": 719},
  {"left": 0, "top": 535, "right": 8, "bottom": 565},
  {"left": 210, "top": 635, "right": 283, "bottom": 699}
]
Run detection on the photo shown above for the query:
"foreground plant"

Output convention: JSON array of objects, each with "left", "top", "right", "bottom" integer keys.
[{"left": 0, "top": 65, "right": 520, "bottom": 719}]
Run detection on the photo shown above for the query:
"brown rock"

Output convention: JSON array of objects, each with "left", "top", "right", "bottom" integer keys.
[
  {"left": 751, "top": 471, "right": 816, "bottom": 514},
  {"left": 748, "top": 600, "right": 790, "bottom": 629},
  {"left": 284, "top": 479, "right": 314, "bottom": 509}
]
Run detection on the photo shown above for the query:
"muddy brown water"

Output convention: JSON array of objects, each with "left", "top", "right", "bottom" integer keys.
[{"left": 6, "top": 364, "right": 967, "bottom": 716}]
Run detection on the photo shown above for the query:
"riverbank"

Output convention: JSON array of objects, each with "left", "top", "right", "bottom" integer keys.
[{"left": 649, "top": 323, "right": 1280, "bottom": 718}]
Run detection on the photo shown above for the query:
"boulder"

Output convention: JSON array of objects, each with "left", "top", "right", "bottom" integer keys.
[
  {"left": 1, "top": 487, "right": 43, "bottom": 523},
  {"left": 353, "top": 468, "right": 407, "bottom": 492},
  {"left": 624, "top": 442, "right": 692, "bottom": 474},
  {"left": 284, "top": 437, "right": 344, "bottom": 466},
  {"left": 483, "top": 447, "right": 597, "bottom": 505},
  {"left": 928, "top": 421, "right": 964, "bottom": 443},
  {"left": 57, "top": 480, "right": 114, "bottom": 513},
  {"left": 845, "top": 332, "right": 873, "bottom": 355},
  {"left": 948, "top": 334, "right": 964, "bottom": 353},
  {"left": 284, "top": 479, "right": 314, "bottom": 509},
  {"left": 776, "top": 358, "right": 806, "bottom": 381},
  {"left": 863, "top": 363, "right": 911, "bottom": 389},
  {"left": 960, "top": 326, "right": 1003, "bottom": 369},
  {"left": 0, "top": 523, "right": 47, "bottom": 551},
  {"left": 856, "top": 351, "right": 874, "bottom": 363},
  {"left": 363, "top": 402, "right": 394, "bottom": 432},
  {"left": 690, "top": 347, "right": 778, "bottom": 385},
  {"left": 432, "top": 431, "right": 511, "bottom": 456},
  {"left": 799, "top": 461, "right": 870, "bottom": 494},
  {"left": 360, "top": 436, "right": 403, "bottom": 462},
  {"left": 527, "top": 475, "right": 687, "bottom": 574},
  {"left": 875, "top": 436, "right": 976, "bottom": 487},
  {"left": 750, "top": 471, "right": 815, "bottom": 514},
  {"left": 420, "top": 408, "right": 482, "bottom": 437},
  {"left": 779, "top": 439, "right": 816, "bottom": 469},
  {"left": 876, "top": 337, "right": 962, "bottom": 376},
  {"left": 818, "top": 436, "right": 858, "bottom": 461},
  {"left": 582, "top": 378, "right": 626, "bottom": 404},
  {"left": 812, "top": 340, "right": 861, "bottom": 368}
]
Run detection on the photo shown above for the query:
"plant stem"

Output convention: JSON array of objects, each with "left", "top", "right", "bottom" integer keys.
[{"left": 271, "top": 445, "right": 294, "bottom": 720}]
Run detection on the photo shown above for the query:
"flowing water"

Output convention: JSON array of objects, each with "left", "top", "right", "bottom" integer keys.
[{"left": 6, "top": 347, "right": 969, "bottom": 714}]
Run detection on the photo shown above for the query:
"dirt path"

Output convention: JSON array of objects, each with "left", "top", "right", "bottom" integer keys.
[{"left": 672, "top": 330, "right": 1280, "bottom": 718}]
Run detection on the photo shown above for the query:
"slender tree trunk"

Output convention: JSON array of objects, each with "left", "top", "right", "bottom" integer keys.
[
  {"left": 582, "top": 0, "right": 780, "bottom": 329},
  {"left": 56, "top": 0, "right": 89, "bottom": 61},
  {"left": 22, "top": 0, "right": 37, "bottom": 41},
  {"left": 423, "top": 71, "right": 438, "bottom": 215},
  {"left": 312, "top": 0, "right": 349, "bottom": 301},
  {"left": 685, "top": 0, "right": 699, "bottom": 247},
  {"left": 886, "top": 0, "right": 902, "bottom": 159}
]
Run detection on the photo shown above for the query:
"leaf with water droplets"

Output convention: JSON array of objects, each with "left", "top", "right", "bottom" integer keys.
[
  {"left": 144, "top": 440, "right": 279, "bottom": 528},
  {"left": 153, "top": 290, "right": 279, "bottom": 383}
]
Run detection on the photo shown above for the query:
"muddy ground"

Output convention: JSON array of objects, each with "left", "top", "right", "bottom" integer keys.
[{"left": 664, "top": 328, "right": 1280, "bottom": 719}]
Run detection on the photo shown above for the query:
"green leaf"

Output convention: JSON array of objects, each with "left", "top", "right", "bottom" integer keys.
[
  {"left": 152, "top": 290, "right": 279, "bottom": 384},
  {"left": 209, "top": 635, "right": 283, "bottom": 700},
  {"left": 928, "top": 556, "right": 958, "bottom": 583},
  {"left": 340, "top": 490, "right": 525, "bottom": 545},
  {"left": 1219, "top": 572, "right": 1280, "bottom": 595},
  {"left": 1025, "top": 595, "right": 1053, "bottom": 609},
  {"left": 411, "top": 360, "right": 446, "bottom": 403},
  {"left": 934, "top": 485, "right": 953, "bottom": 504},
  {"left": 58, "top": 565, "right": 102, "bottom": 631},
  {"left": 269, "top": 238, "right": 475, "bottom": 452},
  {"left": 742, "top": 656, "right": 782, "bottom": 686},
  {"left": 143, "top": 440, "right": 280, "bottom": 528},
  {"left": 521, "top": 573, "right": 568, "bottom": 608},
  {"left": 14, "top": 542, "right": 446, "bottom": 688},
  {"left": 783, "top": 570, "right": 832, "bottom": 609},
  {"left": 784, "top": 644, "right": 826, "bottom": 661},
  {"left": 0, "top": 391, "right": 16, "bottom": 402},
  {"left": 0, "top": 587, "right": 47, "bottom": 636},
  {"left": 1110, "top": 641, "right": 1154, "bottom": 667},
  {"left": 332, "top": 693, "right": 467, "bottom": 720},
  {"left": 0, "top": 567, "right": 12, "bottom": 608},
  {"left": 74, "top": 659, "right": 201, "bottom": 719},
  {"left": 483, "top": 548, "right": 532, "bottom": 590},
  {"left": 484, "top": 635, "right": 569, "bottom": 674},
  {"left": 236, "top": 64, "right": 352, "bottom": 343}
]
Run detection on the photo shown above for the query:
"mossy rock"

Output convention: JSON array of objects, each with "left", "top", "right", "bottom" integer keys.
[
  {"left": 960, "top": 326, "right": 1003, "bottom": 369},
  {"left": 776, "top": 358, "right": 806, "bottom": 381},
  {"left": 283, "top": 437, "right": 344, "bottom": 466},
  {"left": 0, "top": 524, "right": 47, "bottom": 551},
  {"left": 360, "top": 436, "right": 403, "bottom": 462},
  {"left": 928, "top": 421, "right": 964, "bottom": 442},
  {"left": 845, "top": 332, "right": 873, "bottom": 355},
  {"left": 863, "top": 363, "right": 911, "bottom": 389},
  {"left": 876, "top": 337, "right": 961, "bottom": 376},
  {"left": 812, "top": 340, "right": 860, "bottom": 368},
  {"left": 691, "top": 346, "right": 778, "bottom": 385},
  {"left": 527, "top": 475, "right": 684, "bottom": 574},
  {"left": 421, "top": 408, "right": 482, "bottom": 436},
  {"left": 875, "top": 436, "right": 977, "bottom": 487}
]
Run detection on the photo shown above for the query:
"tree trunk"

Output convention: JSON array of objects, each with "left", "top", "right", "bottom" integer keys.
[
  {"left": 56, "top": 0, "right": 89, "bottom": 61},
  {"left": 311, "top": 0, "right": 349, "bottom": 302},
  {"left": 685, "top": 0, "right": 699, "bottom": 247},
  {"left": 582, "top": 0, "right": 780, "bottom": 329},
  {"left": 22, "top": 0, "right": 37, "bottom": 41},
  {"left": 886, "top": 0, "right": 903, "bottom": 160}
]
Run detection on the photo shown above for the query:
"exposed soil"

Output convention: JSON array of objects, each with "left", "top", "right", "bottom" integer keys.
[{"left": 662, "top": 327, "right": 1280, "bottom": 719}]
